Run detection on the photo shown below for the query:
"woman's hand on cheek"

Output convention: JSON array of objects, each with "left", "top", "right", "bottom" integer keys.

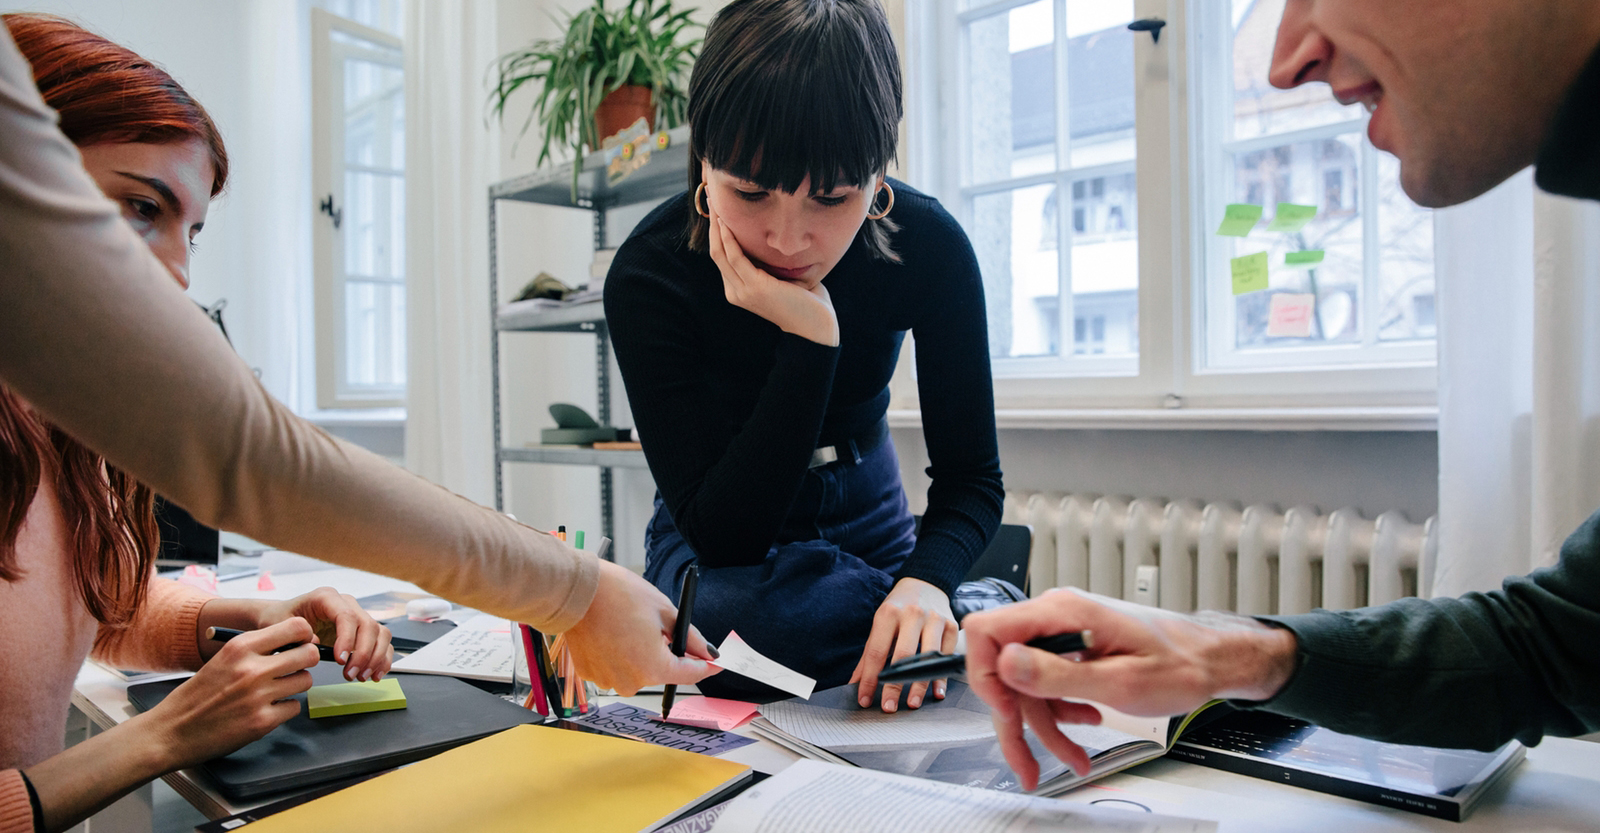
[{"left": 708, "top": 205, "right": 839, "bottom": 346}]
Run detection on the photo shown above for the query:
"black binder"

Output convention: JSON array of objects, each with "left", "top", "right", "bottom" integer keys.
[{"left": 127, "top": 666, "right": 538, "bottom": 800}]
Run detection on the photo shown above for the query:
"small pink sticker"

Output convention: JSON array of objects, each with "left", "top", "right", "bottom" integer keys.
[
  {"left": 661, "top": 695, "right": 760, "bottom": 731},
  {"left": 257, "top": 570, "right": 276, "bottom": 591}
]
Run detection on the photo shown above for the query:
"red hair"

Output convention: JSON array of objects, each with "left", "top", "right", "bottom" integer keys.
[
  {"left": 3, "top": 12, "right": 229, "bottom": 194},
  {"left": 0, "top": 12, "right": 226, "bottom": 624}
]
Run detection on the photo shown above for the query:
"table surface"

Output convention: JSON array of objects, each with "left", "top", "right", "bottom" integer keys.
[{"left": 72, "top": 563, "right": 1600, "bottom": 832}]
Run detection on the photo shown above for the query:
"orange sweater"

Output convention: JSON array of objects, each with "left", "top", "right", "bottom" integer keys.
[{"left": 0, "top": 475, "right": 210, "bottom": 833}]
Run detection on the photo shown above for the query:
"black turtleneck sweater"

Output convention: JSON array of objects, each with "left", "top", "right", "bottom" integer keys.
[
  {"left": 1257, "top": 46, "right": 1600, "bottom": 750},
  {"left": 604, "top": 179, "right": 1003, "bottom": 597}
]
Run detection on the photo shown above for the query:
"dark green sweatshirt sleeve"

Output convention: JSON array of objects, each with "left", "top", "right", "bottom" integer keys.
[{"left": 1255, "top": 508, "right": 1600, "bottom": 751}]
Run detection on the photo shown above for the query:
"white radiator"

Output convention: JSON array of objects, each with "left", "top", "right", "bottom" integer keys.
[{"left": 1003, "top": 491, "right": 1438, "bottom": 614}]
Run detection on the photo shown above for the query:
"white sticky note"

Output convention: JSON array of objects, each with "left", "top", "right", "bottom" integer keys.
[
  {"left": 709, "top": 631, "right": 816, "bottom": 700},
  {"left": 1266, "top": 292, "right": 1317, "bottom": 338}
]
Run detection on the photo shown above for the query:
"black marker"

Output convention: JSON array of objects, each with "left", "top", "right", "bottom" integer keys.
[
  {"left": 206, "top": 626, "right": 338, "bottom": 663},
  {"left": 876, "top": 630, "right": 1094, "bottom": 685},
  {"left": 661, "top": 564, "right": 699, "bottom": 719}
]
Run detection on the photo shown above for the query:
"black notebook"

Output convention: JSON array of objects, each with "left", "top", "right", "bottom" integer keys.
[
  {"left": 1168, "top": 708, "right": 1525, "bottom": 821},
  {"left": 127, "top": 665, "right": 538, "bottom": 800}
]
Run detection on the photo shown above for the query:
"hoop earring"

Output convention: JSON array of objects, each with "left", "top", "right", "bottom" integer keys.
[
  {"left": 694, "top": 182, "right": 711, "bottom": 218},
  {"left": 866, "top": 182, "right": 895, "bottom": 220}
]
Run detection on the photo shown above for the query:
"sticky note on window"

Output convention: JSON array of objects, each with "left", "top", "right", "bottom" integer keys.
[
  {"left": 1266, "top": 293, "right": 1317, "bottom": 337},
  {"left": 1267, "top": 203, "right": 1318, "bottom": 233},
  {"left": 1284, "top": 250, "right": 1325, "bottom": 268},
  {"left": 307, "top": 677, "right": 406, "bottom": 719},
  {"left": 1216, "top": 204, "right": 1263, "bottom": 237},
  {"left": 1231, "top": 252, "right": 1270, "bottom": 295}
]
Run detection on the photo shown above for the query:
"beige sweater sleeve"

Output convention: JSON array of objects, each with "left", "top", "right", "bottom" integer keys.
[
  {"left": 0, "top": 31, "right": 597, "bottom": 631},
  {"left": 89, "top": 580, "right": 210, "bottom": 673}
]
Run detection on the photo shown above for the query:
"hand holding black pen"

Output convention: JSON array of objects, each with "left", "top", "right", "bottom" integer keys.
[
  {"left": 662, "top": 564, "right": 700, "bottom": 719},
  {"left": 878, "top": 631, "right": 1093, "bottom": 685}
]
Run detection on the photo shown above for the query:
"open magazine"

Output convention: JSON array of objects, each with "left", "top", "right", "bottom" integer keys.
[{"left": 750, "top": 680, "right": 1228, "bottom": 796}]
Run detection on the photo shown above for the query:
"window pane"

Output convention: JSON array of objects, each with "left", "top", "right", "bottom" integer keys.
[
  {"left": 1376, "top": 152, "right": 1436, "bottom": 341},
  {"left": 1231, "top": 0, "right": 1360, "bottom": 142},
  {"left": 345, "top": 280, "right": 406, "bottom": 388},
  {"left": 966, "top": 1, "right": 1055, "bottom": 180},
  {"left": 344, "top": 171, "right": 404, "bottom": 278},
  {"left": 1070, "top": 170, "right": 1138, "bottom": 356},
  {"left": 1066, "top": 1, "right": 1135, "bottom": 168},
  {"left": 1226, "top": 135, "right": 1363, "bottom": 349},
  {"left": 974, "top": 185, "right": 1059, "bottom": 358}
]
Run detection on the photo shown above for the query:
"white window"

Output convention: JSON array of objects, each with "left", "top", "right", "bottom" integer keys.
[
  {"left": 1192, "top": 0, "right": 1435, "bottom": 373},
  {"left": 910, "top": 0, "right": 1437, "bottom": 416},
  {"left": 311, "top": 6, "right": 406, "bottom": 408}
]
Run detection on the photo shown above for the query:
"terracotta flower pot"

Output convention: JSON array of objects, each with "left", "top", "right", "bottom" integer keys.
[{"left": 594, "top": 84, "right": 656, "bottom": 145}]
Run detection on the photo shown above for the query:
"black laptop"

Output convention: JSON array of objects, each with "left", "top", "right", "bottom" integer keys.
[{"left": 127, "top": 665, "right": 539, "bottom": 800}]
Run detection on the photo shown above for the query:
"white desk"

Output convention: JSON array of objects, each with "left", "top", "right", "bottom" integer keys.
[{"left": 70, "top": 565, "right": 1600, "bottom": 832}]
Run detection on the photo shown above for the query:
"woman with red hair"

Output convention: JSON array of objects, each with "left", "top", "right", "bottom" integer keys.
[{"left": 0, "top": 15, "right": 395, "bottom": 832}]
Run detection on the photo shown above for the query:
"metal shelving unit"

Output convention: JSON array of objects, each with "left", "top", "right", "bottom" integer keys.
[{"left": 488, "top": 125, "right": 690, "bottom": 542}]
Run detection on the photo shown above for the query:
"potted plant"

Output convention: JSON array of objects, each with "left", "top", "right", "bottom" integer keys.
[{"left": 490, "top": 0, "right": 700, "bottom": 196}]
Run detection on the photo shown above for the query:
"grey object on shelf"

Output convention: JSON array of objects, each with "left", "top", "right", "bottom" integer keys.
[{"left": 488, "top": 125, "right": 690, "bottom": 546}]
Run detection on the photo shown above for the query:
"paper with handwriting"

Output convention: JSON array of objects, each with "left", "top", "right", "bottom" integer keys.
[{"left": 710, "top": 631, "right": 815, "bottom": 699}]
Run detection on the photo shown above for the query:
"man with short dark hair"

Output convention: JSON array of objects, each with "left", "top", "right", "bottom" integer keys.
[{"left": 964, "top": 0, "right": 1600, "bottom": 789}]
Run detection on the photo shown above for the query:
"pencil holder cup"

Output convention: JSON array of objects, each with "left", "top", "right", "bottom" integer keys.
[{"left": 509, "top": 623, "right": 546, "bottom": 719}]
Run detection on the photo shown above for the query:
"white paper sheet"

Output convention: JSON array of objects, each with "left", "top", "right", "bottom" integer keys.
[
  {"left": 708, "top": 631, "right": 816, "bottom": 699},
  {"left": 390, "top": 613, "right": 513, "bottom": 683},
  {"left": 709, "top": 760, "right": 1218, "bottom": 833}
]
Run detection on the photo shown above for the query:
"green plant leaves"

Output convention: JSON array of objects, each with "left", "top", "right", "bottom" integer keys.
[{"left": 489, "top": 0, "right": 703, "bottom": 196}]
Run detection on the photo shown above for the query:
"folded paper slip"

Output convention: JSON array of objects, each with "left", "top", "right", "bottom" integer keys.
[
  {"left": 242, "top": 724, "right": 753, "bottom": 833},
  {"left": 307, "top": 678, "right": 406, "bottom": 719}
]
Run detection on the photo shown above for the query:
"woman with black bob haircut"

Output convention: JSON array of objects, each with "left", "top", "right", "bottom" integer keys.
[{"left": 604, "top": 0, "right": 1003, "bottom": 711}]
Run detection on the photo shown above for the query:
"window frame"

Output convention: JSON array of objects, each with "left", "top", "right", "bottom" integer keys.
[
  {"left": 906, "top": 0, "right": 1437, "bottom": 421},
  {"left": 311, "top": 8, "right": 407, "bottom": 409}
]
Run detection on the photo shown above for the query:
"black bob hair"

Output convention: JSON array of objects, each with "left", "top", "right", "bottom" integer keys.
[{"left": 685, "top": 0, "right": 902, "bottom": 262}]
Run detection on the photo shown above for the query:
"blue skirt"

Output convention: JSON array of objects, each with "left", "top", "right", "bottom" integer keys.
[{"left": 643, "top": 435, "right": 915, "bottom": 700}]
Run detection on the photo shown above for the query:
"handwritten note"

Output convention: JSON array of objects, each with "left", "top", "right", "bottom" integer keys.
[
  {"left": 1266, "top": 203, "right": 1317, "bottom": 232},
  {"left": 710, "top": 631, "right": 816, "bottom": 700},
  {"left": 1230, "top": 252, "right": 1270, "bottom": 295},
  {"left": 1216, "top": 203, "right": 1263, "bottom": 237},
  {"left": 1266, "top": 292, "right": 1317, "bottom": 338},
  {"left": 664, "top": 696, "right": 761, "bottom": 731},
  {"left": 391, "top": 613, "right": 513, "bottom": 683},
  {"left": 1284, "top": 249, "right": 1325, "bottom": 268}
]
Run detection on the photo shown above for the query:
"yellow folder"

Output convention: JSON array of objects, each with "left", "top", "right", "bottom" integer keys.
[{"left": 243, "top": 723, "right": 752, "bottom": 832}]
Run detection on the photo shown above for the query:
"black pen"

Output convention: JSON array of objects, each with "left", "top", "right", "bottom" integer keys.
[
  {"left": 661, "top": 564, "right": 699, "bottom": 719},
  {"left": 876, "top": 630, "right": 1094, "bottom": 685},
  {"left": 206, "top": 626, "right": 338, "bottom": 663}
]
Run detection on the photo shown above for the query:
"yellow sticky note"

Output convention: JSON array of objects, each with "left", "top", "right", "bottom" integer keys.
[
  {"left": 307, "top": 677, "right": 406, "bottom": 719},
  {"left": 1216, "top": 204, "right": 1263, "bottom": 237},
  {"left": 1231, "top": 252, "right": 1270, "bottom": 295}
]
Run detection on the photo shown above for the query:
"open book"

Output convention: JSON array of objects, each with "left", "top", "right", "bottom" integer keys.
[
  {"left": 750, "top": 680, "right": 1227, "bottom": 796},
  {"left": 708, "top": 760, "right": 1216, "bottom": 832}
]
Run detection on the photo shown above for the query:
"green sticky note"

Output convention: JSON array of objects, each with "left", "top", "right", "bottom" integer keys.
[
  {"left": 1231, "top": 252, "right": 1270, "bottom": 295},
  {"left": 1267, "top": 203, "right": 1318, "bottom": 233},
  {"left": 1216, "top": 204, "right": 1263, "bottom": 237},
  {"left": 1284, "top": 250, "right": 1325, "bottom": 268},
  {"left": 307, "top": 677, "right": 407, "bottom": 719}
]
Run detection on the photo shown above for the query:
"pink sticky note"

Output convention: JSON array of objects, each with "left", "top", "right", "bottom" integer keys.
[
  {"left": 1266, "top": 292, "right": 1316, "bottom": 338},
  {"left": 661, "top": 696, "right": 760, "bottom": 731},
  {"left": 256, "top": 570, "right": 276, "bottom": 591},
  {"left": 177, "top": 564, "right": 218, "bottom": 594}
]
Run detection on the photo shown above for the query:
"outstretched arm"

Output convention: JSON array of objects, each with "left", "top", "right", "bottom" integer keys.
[{"left": 963, "top": 589, "right": 1296, "bottom": 790}]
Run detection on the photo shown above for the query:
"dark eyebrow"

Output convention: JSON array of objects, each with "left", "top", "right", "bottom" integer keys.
[{"left": 112, "top": 170, "right": 202, "bottom": 233}]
